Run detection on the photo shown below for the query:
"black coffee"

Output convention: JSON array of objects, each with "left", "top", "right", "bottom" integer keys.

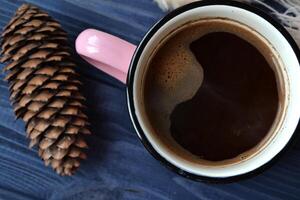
[{"left": 144, "top": 19, "right": 279, "bottom": 162}]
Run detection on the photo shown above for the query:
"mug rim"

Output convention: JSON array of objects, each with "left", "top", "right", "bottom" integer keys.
[{"left": 126, "top": 0, "right": 300, "bottom": 182}]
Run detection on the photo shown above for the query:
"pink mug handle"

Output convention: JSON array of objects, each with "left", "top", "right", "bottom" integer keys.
[{"left": 75, "top": 29, "right": 136, "bottom": 83}]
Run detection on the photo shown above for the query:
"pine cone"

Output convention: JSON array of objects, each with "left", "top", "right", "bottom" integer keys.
[{"left": 0, "top": 4, "right": 91, "bottom": 176}]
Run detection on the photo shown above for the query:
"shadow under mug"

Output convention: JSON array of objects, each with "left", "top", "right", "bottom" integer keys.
[{"left": 75, "top": 0, "right": 300, "bottom": 182}]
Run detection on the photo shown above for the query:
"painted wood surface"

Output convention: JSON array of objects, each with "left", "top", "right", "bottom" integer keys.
[{"left": 0, "top": 0, "right": 299, "bottom": 199}]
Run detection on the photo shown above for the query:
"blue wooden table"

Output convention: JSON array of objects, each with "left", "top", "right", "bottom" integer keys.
[{"left": 0, "top": 0, "right": 299, "bottom": 199}]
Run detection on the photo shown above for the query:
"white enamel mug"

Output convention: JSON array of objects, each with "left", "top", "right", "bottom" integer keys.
[{"left": 76, "top": 0, "right": 300, "bottom": 182}]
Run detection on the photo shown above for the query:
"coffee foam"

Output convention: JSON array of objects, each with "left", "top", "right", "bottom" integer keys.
[{"left": 143, "top": 18, "right": 285, "bottom": 166}]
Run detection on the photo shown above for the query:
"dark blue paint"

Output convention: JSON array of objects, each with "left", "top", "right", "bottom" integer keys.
[{"left": 0, "top": 0, "right": 299, "bottom": 199}]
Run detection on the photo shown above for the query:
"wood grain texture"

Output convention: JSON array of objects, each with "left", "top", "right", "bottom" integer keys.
[{"left": 0, "top": 0, "right": 299, "bottom": 199}]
